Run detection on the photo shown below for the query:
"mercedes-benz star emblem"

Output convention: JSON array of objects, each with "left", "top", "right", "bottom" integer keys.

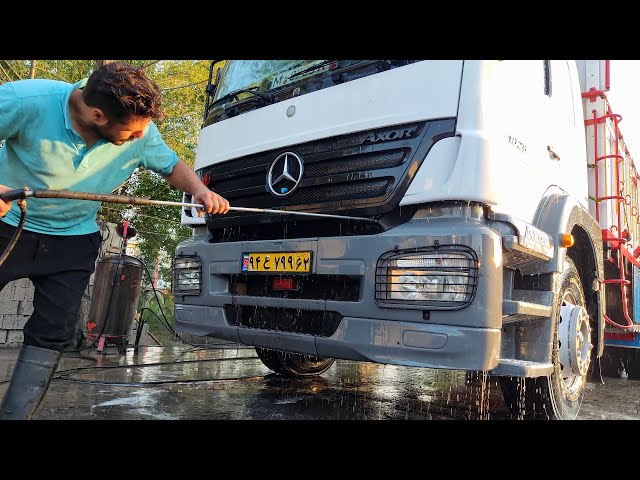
[{"left": 267, "top": 152, "right": 303, "bottom": 197}]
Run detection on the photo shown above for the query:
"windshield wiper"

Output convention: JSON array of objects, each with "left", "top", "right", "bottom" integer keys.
[
  {"left": 285, "top": 60, "right": 392, "bottom": 84},
  {"left": 288, "top": 60, "right": 339, "bottom": 80},
  {"left": 210, "top": 87, "right": 275, "bottom": 109}
]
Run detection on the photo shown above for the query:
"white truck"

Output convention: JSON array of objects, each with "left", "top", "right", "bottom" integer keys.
[{"left": 172, "top": 60, "right": 640, "bottom": 420}]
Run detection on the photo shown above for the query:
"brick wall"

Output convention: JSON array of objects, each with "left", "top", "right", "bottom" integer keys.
[
  {"left": 0, "top": 278, "right": 33, "bottom": 346},
  {"left": 0, "top": 221, "right": 122, "bottom": 347}
]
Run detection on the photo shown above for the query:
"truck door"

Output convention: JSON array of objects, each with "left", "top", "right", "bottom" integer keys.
[
  {"left": 486, "top": 60, "right": 559, "bottom": 223},
  {"left": 548, "top": 60, "right": 588, "bottom": 204}
]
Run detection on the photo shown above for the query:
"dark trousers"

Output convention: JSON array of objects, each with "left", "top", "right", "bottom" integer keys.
[{"left": 0, "top": 221, "right": 101, "bottom": 351}]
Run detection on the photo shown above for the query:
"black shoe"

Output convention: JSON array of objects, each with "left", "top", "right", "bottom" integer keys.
[{"left": 0, "top": 344, "right": 62, "bottom": 420}]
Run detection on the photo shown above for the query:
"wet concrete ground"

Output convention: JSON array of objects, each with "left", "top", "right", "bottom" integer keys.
[{"left": 1, "top": 344, "right": 639, "bottom": 420}]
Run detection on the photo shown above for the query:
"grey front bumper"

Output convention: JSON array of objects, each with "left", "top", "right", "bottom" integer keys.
[
  {"left": 174, "top": 216, "right": 503, "bottom": 371},
  {"left": 176, "top": 304, "right": 500, "bottom": 370}
]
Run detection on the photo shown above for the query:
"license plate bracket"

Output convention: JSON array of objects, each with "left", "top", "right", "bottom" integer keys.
[{"left": 241, "top": 252, "right": 312, "bottom": 273}]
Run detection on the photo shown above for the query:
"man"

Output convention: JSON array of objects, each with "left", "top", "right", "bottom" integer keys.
[{"left": 0, "top": 61, "right": 229, "bottom": 420}]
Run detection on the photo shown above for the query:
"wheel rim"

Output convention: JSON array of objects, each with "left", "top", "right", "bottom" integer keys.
[
  {"left": 558, "top": 292, "right": 592, "bottom": 397},
  {"left": 286, "top": 353, "right": 330, "bottom": 372}
]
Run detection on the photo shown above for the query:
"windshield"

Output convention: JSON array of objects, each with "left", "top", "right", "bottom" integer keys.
[
  {"left": 215, "top": 60, "right": 336, "bottom": 99},
  {"left": 204, "top": 60, "right": 419, "bottom": 125}
]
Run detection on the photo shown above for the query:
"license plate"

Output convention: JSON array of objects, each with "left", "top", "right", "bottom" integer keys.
[{"left": 241, "top": 252, "right": 312, "bottom": 273}]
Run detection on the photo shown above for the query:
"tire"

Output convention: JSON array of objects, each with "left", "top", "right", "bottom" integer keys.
[
  {"left": 255, "top": 347, "right": 335, "bottom": 377},
  {"left": 500, "top": 258, "right": 593, "bottom": 420},
  {"left": 597, "top": 346, "right": 626, "bottom": 378},
  {"left": 623, "top": 349, "right": 640, "bottom": 380}
]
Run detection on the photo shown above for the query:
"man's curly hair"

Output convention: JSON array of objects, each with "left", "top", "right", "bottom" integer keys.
[{"left": 83, "top": 61, "right": 165, "bottom": 123}]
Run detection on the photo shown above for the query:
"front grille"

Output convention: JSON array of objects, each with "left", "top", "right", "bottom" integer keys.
[
  {"left": 228, "top": 274, "right": 360, "bottom": 301},
  {"left": 210, "top": 214, "right": 390, "bottom": 242},
  {"left": 196, "top": 118, "right": 456, "bottom": 239},
  {"left": 214, "top": 149, "right": 406, "bottom": 195},
  {"left": 225, "top": 305, "right": 343, "bottom": 337},
  {"left": 234, "top": 178, "right": 390, "bottom": 208},
  {"left": 305, "top": 149, "right": 405, "bottom": 177}
]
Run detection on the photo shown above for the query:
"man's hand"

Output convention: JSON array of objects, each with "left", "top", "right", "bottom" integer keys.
[
  {"left": 0, "top": 184, "right": 12, "bottom": 218},
  {"left": 165, "top": 160, "right": 231, "bottom": 217},
  {"left": 193, "top": 186, "right": 230, "bottom": 217}
]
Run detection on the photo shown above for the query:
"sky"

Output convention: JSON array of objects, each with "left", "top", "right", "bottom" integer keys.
[{"left": 603, "top": 60, "right": 640, "bottom": 158}]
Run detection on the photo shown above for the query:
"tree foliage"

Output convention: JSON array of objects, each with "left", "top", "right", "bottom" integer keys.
[{"left": 0, "top": 59, "right": 224, "bottom": 285}]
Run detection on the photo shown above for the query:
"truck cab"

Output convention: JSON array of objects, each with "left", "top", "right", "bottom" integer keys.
[{"left": 173, "top": 60, "right": 607, "bottom": 420}]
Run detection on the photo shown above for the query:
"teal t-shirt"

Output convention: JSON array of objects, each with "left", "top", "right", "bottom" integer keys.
[{"left": 0, "top": 78, "right": 179, "bottom": 235}]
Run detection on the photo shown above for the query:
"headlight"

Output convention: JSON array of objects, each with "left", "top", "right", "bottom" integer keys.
[
  {"left": 173, "top": 255, "right": 202, "bottom": 295},
  {"left": 375, "top": 247, "right": 478, "bottom": 310}
]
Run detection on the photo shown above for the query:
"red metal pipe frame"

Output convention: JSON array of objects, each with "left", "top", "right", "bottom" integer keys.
[
  {"left": 588, "top": 94, "right": 636, "bottom": 331},
  {"left": 611, "top": 112, "right": 636, "bottom": 330},
  {"left": 592, "top": 108, "right": 600, "bottom": 221},
  {"left": 614, "top": 115, "right": 623, "bottom": 258}
]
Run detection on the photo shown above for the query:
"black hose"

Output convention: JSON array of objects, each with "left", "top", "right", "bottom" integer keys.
[{"left": 0, "top": 199, "right": 27, "bottom": 268}]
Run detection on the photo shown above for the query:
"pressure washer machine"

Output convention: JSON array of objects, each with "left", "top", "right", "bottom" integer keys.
[{"left": 85, "top": 223, "right": 142, "bottom": 354}]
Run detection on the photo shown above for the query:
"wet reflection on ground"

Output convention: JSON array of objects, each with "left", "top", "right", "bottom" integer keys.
[{"left": 1, "top": 344, "right": 638, "bottom": 420}]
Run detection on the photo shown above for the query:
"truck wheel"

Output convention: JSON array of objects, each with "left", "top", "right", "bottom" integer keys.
[
  {"left": 500, "top": 258, "right": 593, "bottom": 419},
  {"left": 255, "top": 347, "right": 335, "bottom": 376},
  {"left": 623, "top": 349, "right": 640, "bottom": 380},
  {"left": 597, "top": 347, "right": 626, "bottom": 378}
]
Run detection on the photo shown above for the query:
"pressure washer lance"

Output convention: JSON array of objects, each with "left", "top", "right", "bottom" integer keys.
[
  {"left": 0, "top": 187, "right": 378, "bottom": 267},
  {"left": 1, "top": 188, "right": 379, "bottom": 221}
]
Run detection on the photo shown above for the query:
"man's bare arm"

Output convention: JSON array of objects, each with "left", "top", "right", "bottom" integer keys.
[{"left": 164, "top": 159, "right": 230, "bottom": 217}]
